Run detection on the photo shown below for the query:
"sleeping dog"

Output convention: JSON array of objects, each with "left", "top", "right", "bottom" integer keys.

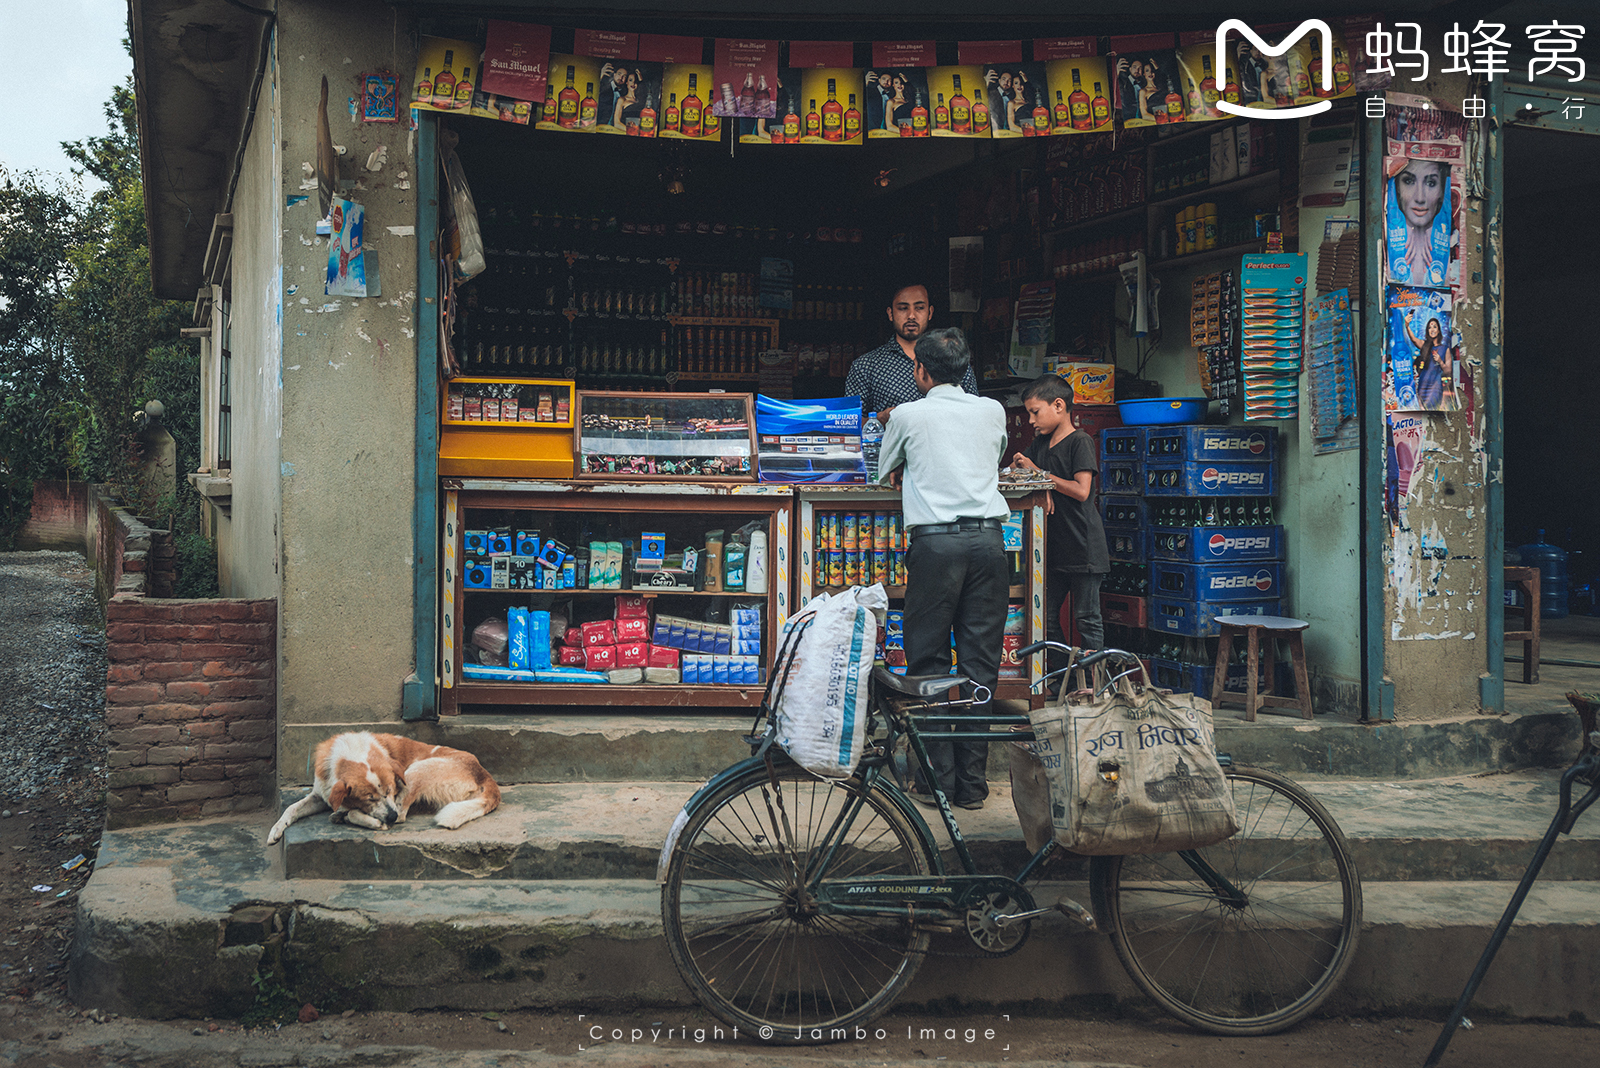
[{"left": 267, "top": 732, "right": 501, "bottom": 844}]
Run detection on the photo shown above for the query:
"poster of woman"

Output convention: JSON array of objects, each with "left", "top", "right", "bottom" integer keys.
[
  {"left": 1386, "top": 286, "right": 1458, "bottom": 412},
  {"left": 1385, "top": 157, "right": 1457, "bottom": 288},
  {"left": 981, "top": 62, "right": 1049, "bottom": 136},
  {"left": 1112, "top": 49, "right": 1183, "bottom": 127}
]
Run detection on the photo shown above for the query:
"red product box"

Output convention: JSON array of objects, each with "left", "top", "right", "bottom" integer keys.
[
  {"left": 999, "top": 634, "right": 1025, "bottom": 679},
  {"left": 563, "top": 627, "right": 584, "bottom": 647},
  {"left": 557, "top": 646, "right": 587, "bottom": 666},
  {"left": 616, "top": 617, "right": 650, "bottom": 642},
  {"left": 616, "top": 642, "right": 649, "bottom": 667},
  {"left": 614, "top": 595, "right": 649, "bottom": 618},
  {"left": 1101, "top": 593, "right": 1149, "bottom": 629},
  {"left": 647, "top": 645, "right": 679, "bottom": 668},
  {"left": 581, "top": 620, "right": 616, "bottom": 647},
  {"left": 584, "top": 645, "right": 617, "bottom": 672}
]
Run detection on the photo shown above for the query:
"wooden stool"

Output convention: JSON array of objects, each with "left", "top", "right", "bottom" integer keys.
[
  {"left": 1504, "top": 566, "right": 1541, "bottom": 684},
  {"left": 1211, "top": 615, "right": 1313, "bottom": 721}
]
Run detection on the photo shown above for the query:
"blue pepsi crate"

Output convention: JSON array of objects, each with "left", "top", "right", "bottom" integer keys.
[
  {"left": 1101, "top": 495, "right": 1149, "bottom": 528},
  {"left": 1105, "top": 526, "right": 1148, "bottom": 563},
  {"left": 1153, "top": 561, "right": 1285, "bottom": 602},
  {"left": 1148, "top": 597, "right": 1282, "bottom": 637},
  {"left": 1145, "top": 460, "right": 1277, "bottom": 496},
  {"left": 1100, "top": 427, "right": 1146, "bottom": 461},
  {"left": 1150, "top": 657, "right": 1270, "bottom": 696},
  {"left": 1145, "top": 425, "right": 1277, "bottom": 464},
  {"left": 1102, "top": 459, "right": 1144, "bottom": 496},
  {"left": 1150, "top": 524, "right": 1284, "bottom": 563}
]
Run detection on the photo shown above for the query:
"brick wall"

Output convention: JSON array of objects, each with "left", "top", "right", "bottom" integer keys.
[
  {"left": 104, "top": 598, "right": 277, "bottom": 828},
  {"left": 16, "top": 479, "right": 89, "bottom": 551},
  {"left": 88, "top": 486, "right": 176, "bottom": 603}
]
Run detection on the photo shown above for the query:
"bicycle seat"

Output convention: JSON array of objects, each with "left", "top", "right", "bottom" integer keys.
[{"left": 872, "top": 664, "right": 970, "bottom": 698}]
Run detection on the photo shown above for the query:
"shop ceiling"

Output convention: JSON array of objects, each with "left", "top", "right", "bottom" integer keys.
[{"left": 132, "top": 0, "right": 1574, "bottom": 300}]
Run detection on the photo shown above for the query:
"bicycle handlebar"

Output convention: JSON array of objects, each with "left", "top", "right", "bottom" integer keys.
[{"left": 1014, "top": 641, "right": 1141, "bottom": 672}]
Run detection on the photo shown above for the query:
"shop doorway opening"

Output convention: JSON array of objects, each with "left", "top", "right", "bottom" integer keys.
[{"left": 1502, "top": 125, "right": 1600, "bottom": 695}]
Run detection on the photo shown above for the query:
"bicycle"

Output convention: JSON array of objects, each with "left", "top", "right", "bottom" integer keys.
[{"left": 658, "top": 643, "right": 1362, "bottom": 1044}]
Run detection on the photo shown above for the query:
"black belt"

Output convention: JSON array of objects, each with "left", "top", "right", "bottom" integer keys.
[{"left": 907, "top": 518, "right": 1003, "bottom": 539}]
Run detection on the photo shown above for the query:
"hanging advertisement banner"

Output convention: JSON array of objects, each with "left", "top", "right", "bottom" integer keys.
[
  {"left": 926, "top": 66, "right": 991, "bottom": 137},
  {"left": 738, "top": 68, "right": 802, "bottom": 143},
  {"left": 789, "top": 41, "right": 853, "bottom": 69},
  {"left": 536, "top": 55, "right": 602, "bottom": 131},
  {"left": 481, "top": 21, "right": 550, "bottom": 101},
  {"left": 660, "top": 65, "right": 719, "bottom": 140},
  {"left": 794, "top": 69, "right": 864, "bottom": 145},
  {"left": 1034, "top": 37, "right": 1097, "bottom": 61},
  {"left": 412, "top": 37, "right": 482, "bottom": 114},
  {"left": 871, "top": 41, "right": 936, "bottom": 68},
  {"left": 590, "top": 60, "right": 665, "bottom": 135},
  {"left": 959, "top": 40, "right": 1023, "bottom": 66},
  {"left": 861, "top": 67, "right": 931, "bottom": 137},
  {"left": 1043, "top": 58, "right": 1113, "bottom": 134},
  {"left": 639, "top": 34, "right": 701, "bottom": 64},
  {"left": 1384, "top": 157, "right": 1458, "bottom": 289},
  {"left": 1109, "top": 35, "right": 1183, "bottom": 128},
  {"left": 978, "top": 61, "right": 1050, "bottom": 137},
  {"left": 1173, "top": 32, "right": 1230, "bottom": 122},
  {"left": 574, "top": 29, "right": 637, "bottom": 60},
  {"left": 712, "top": 39, "right": 780, "bottom": 118}
]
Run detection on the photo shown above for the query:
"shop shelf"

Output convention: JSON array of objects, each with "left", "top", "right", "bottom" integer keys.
[
  {"left": 1147, "top": 168, "right": 1280, "bottom": 211},
  {"left": 1046, "top": 204, "right": 1147, "bottom": 239},
  {"left": 1151, "top": 239, "right": 1270, "bottom": 270}
]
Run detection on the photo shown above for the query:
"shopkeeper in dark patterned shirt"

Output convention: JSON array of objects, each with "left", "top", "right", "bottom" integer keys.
[{"left": 845, "top": 281, "right": 979, "bottom": 422}]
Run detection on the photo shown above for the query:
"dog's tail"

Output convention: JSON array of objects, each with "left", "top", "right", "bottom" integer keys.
[{"left": 434, "top": 778, "right": 501, "bottom": 829}]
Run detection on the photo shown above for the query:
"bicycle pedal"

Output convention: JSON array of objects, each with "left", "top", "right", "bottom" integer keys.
[{"left": 1054, "top": 898, "right": 1097, "bottom": 931}]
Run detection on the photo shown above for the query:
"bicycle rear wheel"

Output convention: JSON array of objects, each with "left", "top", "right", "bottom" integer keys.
[
  {"left": 661, "top": 761, "right": 935, "bottom": 1042},
  {"left": 1091, "top": 765, "right": 1362, "bottom": 1036}
]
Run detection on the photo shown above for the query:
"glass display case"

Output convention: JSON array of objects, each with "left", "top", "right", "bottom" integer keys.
[
  {"left": 575, "top": 391, "right": 756, "bottom": 481},
  {"left": 439, "top": 376, "right": 576, "bottom": 479},
  {"left": 440, "top": 480, "right": 791, "bottom": 712}
]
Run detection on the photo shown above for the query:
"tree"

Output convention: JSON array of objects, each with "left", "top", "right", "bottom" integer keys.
[{"left": 0, "top": 68, "right": 196, "bottom": 555}]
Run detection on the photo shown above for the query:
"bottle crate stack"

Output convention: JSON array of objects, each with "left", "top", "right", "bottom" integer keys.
[{"left": 1100, "top": 424, "right": 1285, "bottom": 696}]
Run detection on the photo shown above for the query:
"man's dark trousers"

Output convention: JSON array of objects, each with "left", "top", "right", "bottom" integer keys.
[{"left": 902, "top": 527, "right": 1009, "bottom": 806}]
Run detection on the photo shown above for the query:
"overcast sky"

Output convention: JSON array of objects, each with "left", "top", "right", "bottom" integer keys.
[{"left": 0, "top": 0, "right": 133, "bottom": 184}]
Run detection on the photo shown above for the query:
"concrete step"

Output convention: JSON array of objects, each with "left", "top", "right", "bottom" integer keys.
[
  {"left": 282, "top": 708, "right": 1586, "bottom": 788},
  {"left": 275, "top": 770, "right": 1600, "bottom": 884},
  {"left": 72, "top": 812, "right": 1600, "bottom": 1022}
]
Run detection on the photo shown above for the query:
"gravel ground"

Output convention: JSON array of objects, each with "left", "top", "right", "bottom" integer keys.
[{"left": 0, "top": 550, "right": 108, "bottom": 1002}]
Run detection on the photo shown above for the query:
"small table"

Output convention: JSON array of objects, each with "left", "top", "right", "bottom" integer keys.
[{"left": 1211, "top": 614, "right": 1313, "bottom": 721}]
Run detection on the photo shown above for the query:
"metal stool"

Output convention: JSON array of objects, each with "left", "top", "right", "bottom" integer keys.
[{"left": 1210, "top": 614, "right": 1313, "bottom": 721}]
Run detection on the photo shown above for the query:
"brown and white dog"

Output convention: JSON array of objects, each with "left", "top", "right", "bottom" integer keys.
[{"left": 266, "top": 732, "right": 501, "bottom": 844}]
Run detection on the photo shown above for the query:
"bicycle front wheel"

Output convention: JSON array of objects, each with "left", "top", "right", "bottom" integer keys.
[
  {"left": 1091, "top": 765, "right": 1362, "bottom": 1036},
  {"left": 661, "top": 761, "right": 935, "bottom": 1043}
]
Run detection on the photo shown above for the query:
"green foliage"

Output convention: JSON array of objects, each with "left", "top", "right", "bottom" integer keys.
[
  {"left": 241, "top": 969, "right": 299, "bottom": 1028},
  {"left": 0, "top": 70, "right": 195, "bottom": 551}
]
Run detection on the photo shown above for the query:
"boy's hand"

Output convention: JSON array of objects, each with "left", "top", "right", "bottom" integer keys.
[{"left": 1012, "top": 452, "right": 1040, "bottom": 472}]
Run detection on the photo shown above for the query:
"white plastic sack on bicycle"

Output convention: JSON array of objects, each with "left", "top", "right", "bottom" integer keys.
[
  {"left": 771, "top": 584, "right": 888, "bottom": 778},
  {"left": 1027, "top": 664, "right": 1238, "bottom": 855}
]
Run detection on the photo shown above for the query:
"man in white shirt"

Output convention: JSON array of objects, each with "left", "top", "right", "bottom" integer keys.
[{"left": 877, "top": 328, "right": 1009, "bottom": 810}]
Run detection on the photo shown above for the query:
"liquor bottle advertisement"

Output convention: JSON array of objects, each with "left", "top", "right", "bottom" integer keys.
[
  {"left": 861, "top": 67, "right": 931, "bottom": 138},
  {"left": 795, "top": 69, "right": 864, "bottom": 146},
  {"left": 1109, "top": 37, "right": 1184, "bottom": 128},
  {"left": 659, "top": 65, "right": 718, "bottom": 140},
  {"left": 480, "top": 20, "right": 550, "bottom": 103},
  {"left": 979, "top": 61, "right": 1049, "bottom": 138},
  {"left": 588, "top": 60, "right": 665, "bottom": 136},
  {"left": 737, "top": 68, "right": 800, "bottom": 143},
  {"left": 1171, "top": 39, "right": 1233, "bottom": 123},
  {"left": 925, "top": 67, "right": 991, "bottom": 138},
  {"left": 412, "top": 36, "right": 484, "bottom": 114},
  {"left": 535, "top": 55, "right": 603, "bottom": 132},
  {"left": 1043, "top": 59, "right": 1113, "bottom": 135},
  {"left": 711, "top": 39, "right": 779, "bottom": 119}
]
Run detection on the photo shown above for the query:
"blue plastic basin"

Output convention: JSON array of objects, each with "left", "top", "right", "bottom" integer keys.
[{"left": 1116, "top": 397, "right": 1210, "bottom": 426}]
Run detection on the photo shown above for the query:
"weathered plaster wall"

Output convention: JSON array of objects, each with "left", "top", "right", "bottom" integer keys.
[
  {"left": 276, "top": 0, "right": 420, "bottom": 731},
  {"left": 227, "top": 31, "right": 284, "bottom": 603},
  {"left": 1381, "top": 62, "right": 1490, "bottom": 720}
]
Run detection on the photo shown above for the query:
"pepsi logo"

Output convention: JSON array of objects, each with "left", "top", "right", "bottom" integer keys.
[
  {"left": 1201, "top": 467, "right": 1221, "bottom": 489},
  {"left": 1253, "top": 569, "right": 1274, "bottom": 592},
  {"left": 1248, "top": 433, "right": 1266, "bottom": 455},
  {"left": 1208, "top": 533, "right": 1229, "bottom": 554}
]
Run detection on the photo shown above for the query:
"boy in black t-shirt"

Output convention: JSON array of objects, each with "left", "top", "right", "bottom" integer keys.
[{"left": 1013, "top": 376, "right": 1109, "bottom": 689}]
